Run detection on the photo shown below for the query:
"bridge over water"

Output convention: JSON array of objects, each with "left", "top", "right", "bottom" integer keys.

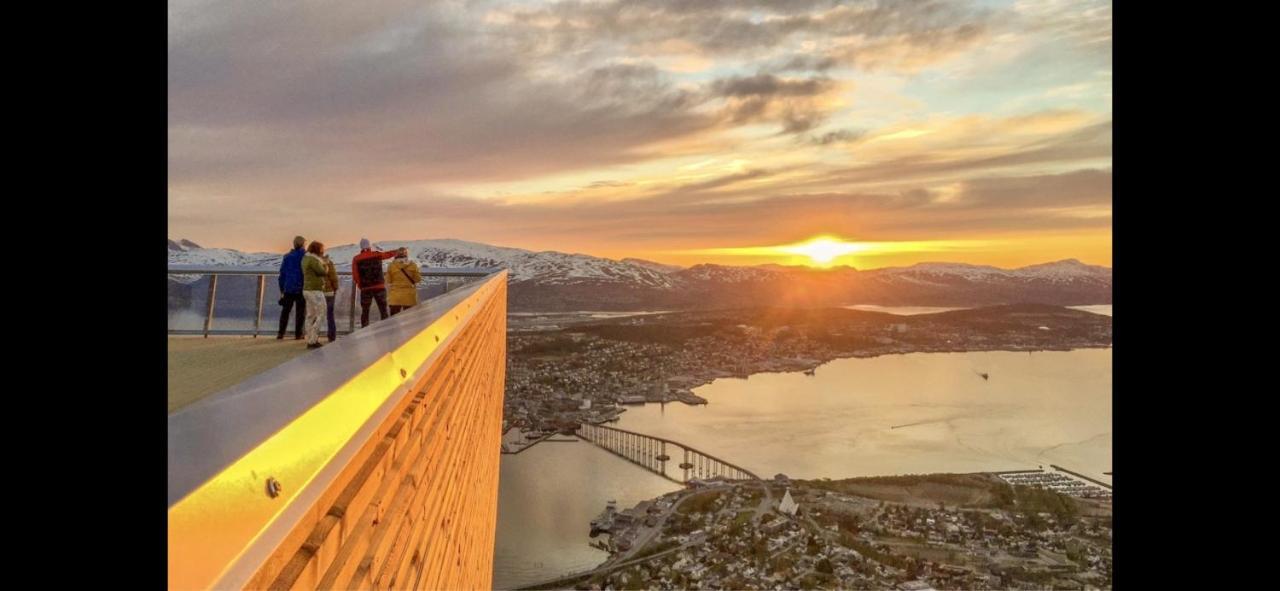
[{"left": 577, "top": 423, "right": 759, "bottom": 483}]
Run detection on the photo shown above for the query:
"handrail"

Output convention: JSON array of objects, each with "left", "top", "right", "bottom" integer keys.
[
  {"left": 168, "top": 270, "right": 508, "bottom": 589},
  {"left": 168, "top": 263, "right": 501, "bottom": 276},
  {"left": 167, "top": 264, "right": 503, "bottom": 337}
]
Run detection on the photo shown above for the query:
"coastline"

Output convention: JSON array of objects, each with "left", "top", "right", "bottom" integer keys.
[{"left": 658, "top": 344, "right": 1113, "bottom": 407}]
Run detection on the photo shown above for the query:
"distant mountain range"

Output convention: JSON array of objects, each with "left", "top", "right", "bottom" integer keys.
[{"left": 168, "top": 238, "right": 1111, "bottom": 311}]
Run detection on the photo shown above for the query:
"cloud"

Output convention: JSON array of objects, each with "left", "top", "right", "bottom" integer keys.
[
  {"left": 496, "top": 0, "right": 993, "bottom": 67},
  {"left": 706, "top": 73, "right": 841, "bottom": 134},
  {"left": 710, "top": 74, "right": 834, "bottom": 98},
  {"left": 168, "top": 0, "right": 1002, "bottom": 193},
  {"left": 340, "top": 167, "right": 1112, "bottom": 245},
  {"left": 168, "top": 0, "right": 1111, "bottom": 263},
  {"left": 168, "top": 1, "right": 721, "bottom": 195},
  {"left": 807, "top": 128, "right": 869, "bottom": 146}
]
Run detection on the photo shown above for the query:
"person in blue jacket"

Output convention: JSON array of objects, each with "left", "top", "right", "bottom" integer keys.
[{"left": 277, "top": 235, "right": 307, "bottom": 340}]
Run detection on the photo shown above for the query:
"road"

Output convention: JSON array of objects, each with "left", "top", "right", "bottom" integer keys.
[
  {"left": 519, "top": 479, "right": 777, "bottom": 590},
  {"left": 608, "top": 484, "right": 727, "bottom": 564},
  {"left": 518, "top": 534, "right": 708, "bottom": 590}
]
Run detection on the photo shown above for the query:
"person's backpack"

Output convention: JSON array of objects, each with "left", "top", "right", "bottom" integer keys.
[{"left": 355, "top": 255, "right": 386, "bottom": 287}]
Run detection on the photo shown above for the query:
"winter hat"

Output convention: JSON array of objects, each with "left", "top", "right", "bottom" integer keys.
[{"left": 359, "top": 238, "right": 371, "bottom": 250}]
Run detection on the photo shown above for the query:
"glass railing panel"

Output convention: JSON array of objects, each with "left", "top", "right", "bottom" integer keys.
[
  {"left": 168, "top": 273, "right": 213, "bottom": 333},
  {"left": 207, "top": 274, "right": 265, "bottom": 333}
]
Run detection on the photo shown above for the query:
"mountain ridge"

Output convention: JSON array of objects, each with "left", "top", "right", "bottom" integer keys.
[{"left": 168, "top": 238, "right": 1111, "bottom": 310}]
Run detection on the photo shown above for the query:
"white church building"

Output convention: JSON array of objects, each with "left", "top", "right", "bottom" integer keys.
[{"left": 778, "top": 488, "right": 799, "bottom": 516}]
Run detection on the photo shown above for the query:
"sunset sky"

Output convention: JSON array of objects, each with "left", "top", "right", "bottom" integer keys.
[{"left": 168, "top": 0, "right": 1111, "bottom": 269}]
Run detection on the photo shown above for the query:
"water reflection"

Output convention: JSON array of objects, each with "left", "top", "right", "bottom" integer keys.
[
  {"left": 613, "top": 349, "right": 1112, "bottom": 485},
  {"left": 493, "top": 349, "right": 1111, "bottom": 587},
  {"left": 843, "top": 304, "right": 968, "bottom": 315},
  {"left": 493, "top": 439, "right": 679, "bottom": 589}
]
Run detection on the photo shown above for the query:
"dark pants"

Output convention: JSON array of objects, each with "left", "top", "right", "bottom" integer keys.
[
  {"left": 278, "top": 292, "right": 305, "bottom": 339},
  {"left": 360, "top": 288, "right": 389, "bottom": 327},
  {"left": 389, "top": 304, "right": 414, "bottom": 316},
  {"left": 325, "top": 294, "right": 337, "bottom": 342}
]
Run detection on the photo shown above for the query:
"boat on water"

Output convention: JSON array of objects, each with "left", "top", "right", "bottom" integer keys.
[
  {"left": 803, "top": 368, "right": 816, "bottom": 376},
  {"left": 656, "top": 454, "right": 671, "bottom": 461},
  {"left": 590, "top": 500, "right": 618, "bottom": 536},
  {"left": 679, "top": 462, "right": 694, "bottom": 469}
]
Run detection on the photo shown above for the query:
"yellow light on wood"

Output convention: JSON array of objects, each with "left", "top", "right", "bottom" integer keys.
[{"left": 167, "top": 276, "right": 502, "bottom": 590}]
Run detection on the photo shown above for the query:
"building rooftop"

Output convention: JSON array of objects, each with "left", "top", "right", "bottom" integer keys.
[{"left": 167, "top": 336, "right": 311, "bottom": 413}]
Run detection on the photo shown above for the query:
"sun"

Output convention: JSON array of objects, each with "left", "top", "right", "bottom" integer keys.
[
  {"left": 684, "top": 235, "right": 993, "bottom": 268},
  {"left": 779, "top": 236, "right": 867, "bottom": 267}
]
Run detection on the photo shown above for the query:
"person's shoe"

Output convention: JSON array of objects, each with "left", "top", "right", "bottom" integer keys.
[
  {"left": 295, "top": 336, "right": 304, "bottom": 340},
  {"left": 276, "top": 334, "right": 284, "bottom": 340},
  {"left": 307, "top": 343, "right": 322, "bottom": 349}
]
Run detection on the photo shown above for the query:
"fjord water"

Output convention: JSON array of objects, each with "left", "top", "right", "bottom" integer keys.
[
  {"left": 493, "top": 440, "right": 680, "bottom": 589},
  {"left": 615, "top": 349, "right": 1112, "bottom": 484},
  {"left": 494, "top": 347, "right": 1111, "bottom": 587},
  {"left": 845, "top": 304, "right": 1113, "bottom": 316}
]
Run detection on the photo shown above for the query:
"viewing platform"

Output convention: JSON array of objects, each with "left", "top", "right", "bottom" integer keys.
[
  {"left": 168, "top": 265, "right": 508, "bottom": 590},
  {"left": 168, "top": 336, "right": 310, "bottom": 412}
]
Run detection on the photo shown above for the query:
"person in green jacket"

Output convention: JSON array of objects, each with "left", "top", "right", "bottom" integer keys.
[{"left": 301, "top": 241, "right": 330, "bottom": 348}]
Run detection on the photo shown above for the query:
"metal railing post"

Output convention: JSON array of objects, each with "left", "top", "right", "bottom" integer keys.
[
  {"left": 348, "top": 281, "right": 357, "bottom": 333},
  {"left": 253, "top": 274, "right": 265, "bottom": 338},
  {"left": 203, "top": 275, "right": 219, "bottom": 338}
]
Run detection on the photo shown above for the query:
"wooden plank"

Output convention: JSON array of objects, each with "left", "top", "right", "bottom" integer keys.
[
  {"left": 253, "top": 277, "right": 506, "bottom": 591},
  {"left": 406, "top": 306, "right": 499, "bottom": 590},
  {"left": 330, "top": 290, "right": 501, "bottom": 589},
  {"left": 416, "top": 303, "right": 501, "bottom": 590}
]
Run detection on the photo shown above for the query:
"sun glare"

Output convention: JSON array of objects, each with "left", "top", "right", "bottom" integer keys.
[
  {"left": 682, "top": 235, "right": 1003, "bottom": 269},
  {"left": 779, "top": 237, "right": 867, "bottom": 266}
]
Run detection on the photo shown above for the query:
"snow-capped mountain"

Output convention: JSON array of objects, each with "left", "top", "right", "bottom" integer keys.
[
  {"left": 168, "top": 239, "right": 1111, "bottom": 310},
  {"left": 621, "top": 258, "right": 683, "bottom": 274},
  {"left": 882, "top": 259, "right": 1110, "bottom": 284},
  {"left": 674, "top": 264, "right": 784, "bottom": 284},
  {"left": 169, "top": 239, "right": 677, "bottom": 288}
]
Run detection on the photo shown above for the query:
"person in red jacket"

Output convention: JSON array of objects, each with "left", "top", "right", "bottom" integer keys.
[{"left": 352, "top": 238, "right": 397, "bottom": 327}]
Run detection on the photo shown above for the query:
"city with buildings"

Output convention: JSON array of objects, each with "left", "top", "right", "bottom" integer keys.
[
  {"left": 502, "top": 306, "right": 1112, "bottom": 440},
  {"left": 553, "top": 471, "right": 1112, "bottom": 591}
]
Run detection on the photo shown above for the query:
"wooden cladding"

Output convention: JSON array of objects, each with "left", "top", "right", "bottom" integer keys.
[{"left": 246, "top": 279, "right": 507, "bottom": 590}]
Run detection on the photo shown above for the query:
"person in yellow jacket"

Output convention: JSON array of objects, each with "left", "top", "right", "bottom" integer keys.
[{"left": 386, "top": 248, "right": 422, "bottom": 316}]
